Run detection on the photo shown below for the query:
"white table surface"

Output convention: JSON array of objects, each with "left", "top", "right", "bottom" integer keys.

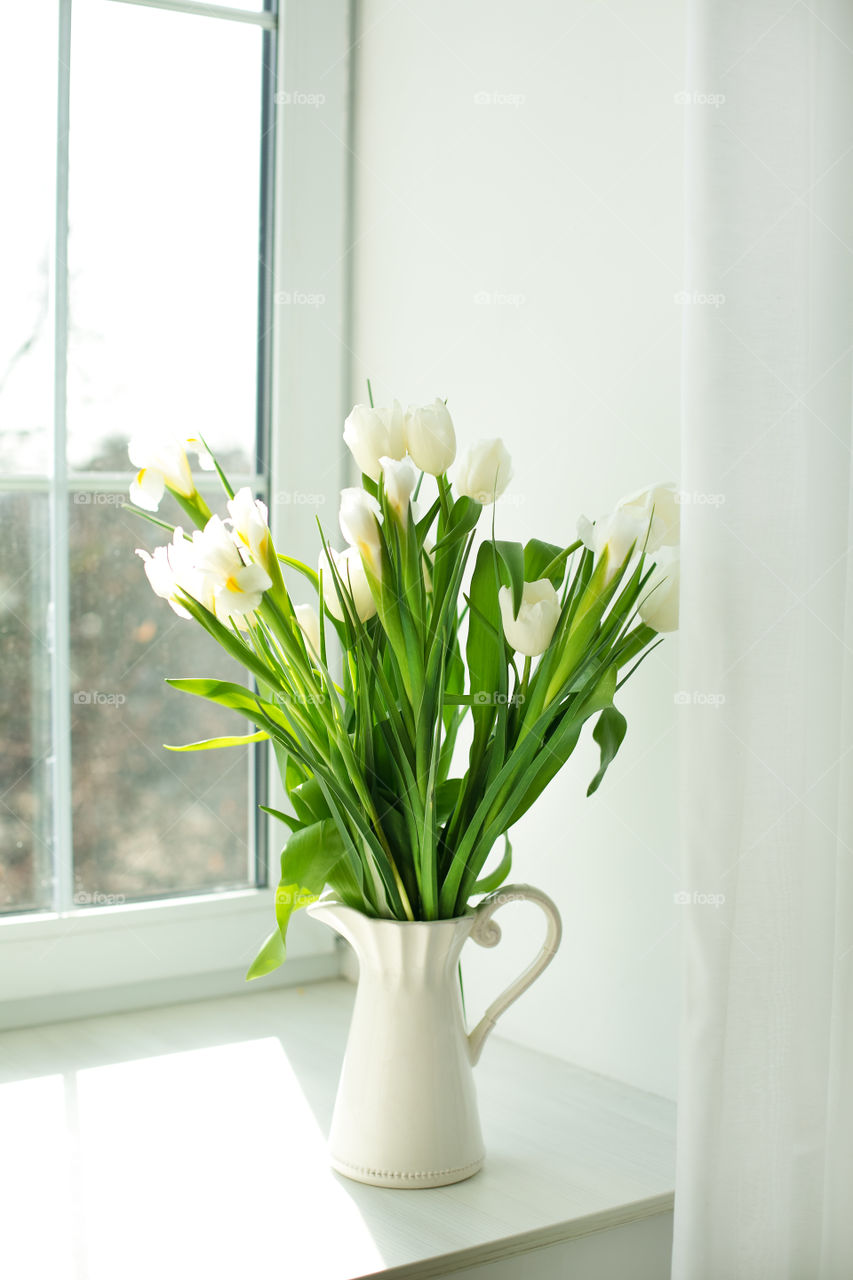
[{"left": 0, "top": 980, "right": 675, "bottom": 1279}]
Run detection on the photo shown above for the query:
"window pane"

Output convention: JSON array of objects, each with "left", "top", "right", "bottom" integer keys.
[
  {"left": 69, "top": 493, "right": 253, "bottom": 902},
  {"left": 0, "top": 494, "right": 53, "bottom": 911},
  {"left": 66, "top": 0, "right": 265, "bottom": 473},
  {"left": 0, "top": 4, "right": 56, "bottom": 475}
]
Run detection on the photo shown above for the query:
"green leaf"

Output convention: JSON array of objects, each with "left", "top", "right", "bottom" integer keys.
[
  {"left": 436, "top": 778, "right": 462, "bottom": 823},
  {"left": 507, "top": 665, "right": 619, "bottom": 825},
  {"left": 494, "top": 540, "right": 525, "bottom": 617},
  {"left": 587, "top": 705, "right": 628, "bottom": 796},
  {"left": 198, "top": 433, "right": 235, "bottom": 499},
  {"left": 542, "top": 554, "right": 625, "bottom": 705},
  {"left": 279, "top": 819, "right": 346, "bottom": 899},
  {"left": 165, "top": 678, "right": 261, "bottom": 716},
  {"left": 250, "top": 818, "right": 354, "bottom": 980},
  {"left": 431, "top": 495, "right": 482, "bottom": 551},
  {"left": 289, "top": 777, "right": 330, "bottom": 825},
  {"left": 415, "top": 496, "right": 441, "bottom": 541},
  {"left": 505, "top": 713, "right": 584, "bottom": 828},
  {"left": 164, "top": 731, "right": 268, "bottom": 752},
  {"left": 273, "top": 882, "right": 324, "bottom": 946},
  {"left": 278, "top": 554, "right": 319, "bottom": 593},
  {"left": 122, "top": 504, "right": 176, "bottom": 535},
  {"left": 172, "top": 596, "right": 280, "bottom": 687},
  {"left": 466, "top": 541, "right": 504, "bottom": 743},
  {"left": 171, "top": 488, "right": 212, "bottom": 531},
  {"left": 473, "top": 834, "right": 512, "bottom": 893},
  {"left": 524, "top": 538, "right": 579, "bottom": 588},
  {"left": 259, "top": 804, "right": 302, "bottom": 832},
  {"left": 246, "top": 927, "right": 287, "bottom": 980}
]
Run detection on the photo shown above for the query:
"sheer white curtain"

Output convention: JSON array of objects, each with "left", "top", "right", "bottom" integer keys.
[{"left": 673, "top": 1, "right": 853, "bottom": 1276}]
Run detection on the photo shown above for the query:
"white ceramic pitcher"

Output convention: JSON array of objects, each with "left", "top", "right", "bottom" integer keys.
[{"left": 307, "top": 883, "right": 562, "bottom": 1188}]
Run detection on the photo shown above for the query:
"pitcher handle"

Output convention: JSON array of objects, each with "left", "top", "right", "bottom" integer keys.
[{"left": 466, "top": 883, "right": 562, "bottom": 1065}]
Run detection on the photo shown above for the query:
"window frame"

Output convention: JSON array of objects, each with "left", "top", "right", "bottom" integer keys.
[{"left": 0, "top": 0, "right": 355, "bottom": 1022}]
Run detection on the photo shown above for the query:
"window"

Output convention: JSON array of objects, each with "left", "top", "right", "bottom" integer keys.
[{"left": 0, "top": 0, "right": 277, "bottom": 918}]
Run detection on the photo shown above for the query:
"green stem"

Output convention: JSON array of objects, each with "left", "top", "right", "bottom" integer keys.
[{"left": 171, "top": 487, "right": 212, "bottom": 530}]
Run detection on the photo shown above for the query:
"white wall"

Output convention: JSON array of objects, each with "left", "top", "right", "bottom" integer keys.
[{"left": 350, "top": 0, "right": 684, "bottom": 1098}]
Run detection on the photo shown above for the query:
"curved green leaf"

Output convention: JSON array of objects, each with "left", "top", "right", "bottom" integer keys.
[
  {"left": 524, "top": 538, "right": 580, "bottom": 588},
  {"left": 248, "top": 818, "right": 359, "bottom": 981},
  {"left": 466, "top": 541, "right": 505, "bottom": 747},
  {"left": 587, "top": 705, "right": 628, "bottom": 796},
  {"left": 164, "top": 731, "right": 268, "bottom": 752},
  {"left": 278, "top": 553, "right": 319, "bottom": 592},
  {"left": 165, "top": 677, "right": 261, "bottom": 715},
  {"left": 473, "top": 834, "right": 512, "bottom": 893},
  {"left": 494, "top": 540, "right": 525, "bottom": 616},
  {"left": 259, "top": 804, "right": 302, "bottom": 833},
  {"left": 246, "top": 927, "right": 287, "bottom": 980},
  {"left": 431, "top": 496, "right": 482, "bottom": 552}
]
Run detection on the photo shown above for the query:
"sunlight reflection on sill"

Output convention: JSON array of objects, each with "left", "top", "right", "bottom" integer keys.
[{"left": 2, "top": 1040, "right": 386, "bottom": 1280}]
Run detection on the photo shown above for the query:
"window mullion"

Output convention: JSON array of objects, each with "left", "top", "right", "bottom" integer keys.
[{"left": 49, "top": 0, "right": 74, "bottom": 915}]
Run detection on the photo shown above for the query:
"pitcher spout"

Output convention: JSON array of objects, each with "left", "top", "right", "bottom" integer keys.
[{"left": 305, "top": 899, "right": 366, "bottom": 949}]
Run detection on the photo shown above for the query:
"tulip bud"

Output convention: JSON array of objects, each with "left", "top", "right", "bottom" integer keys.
[
  {"left": 227, "top": 487, "right": 272, "bottom": 572},
  {"left": 343, "top": 401, "right": 405, "bottom": 482},
  {"left": 638, "top": 548, "right": 679, "bottom": 632},
  {"left": 579, "top": 481, "right": 680, "bottom": 585},
  {"left": 405, "top": 399, "right": 456, "bottom": 475},
  {"left": 128, "top": 436, "right": 195, "bottom": 510},
  {"left": 454, "top": 438, "right": 513, "bottom": 504},
  {"left": 319, "top": 546, "right": 377, "bottom": 623},
  {"left": 577, "top": 509, "right": 641, "bottom": 582},
  {"left": 616, "top": 482, "right": 679, "bottom": 553},
  {"left": 379, "top": 456, "right": 418, "bottom": 526},
  {"left": 294, "top": 602, "right": 322, "bottom": 658},
  {"left": 498, "top": 579, "right": 561, "bottom": 657},
  {"left": 339, "top": 488, "right": 383, "bottom": 573}
]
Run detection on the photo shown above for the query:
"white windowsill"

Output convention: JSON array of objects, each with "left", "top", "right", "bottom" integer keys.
[
  {"left": 0, "top": 979, "right": 676, "bottom": 1279},
  {"left": 0, "top": 890, "right": 338, "bottom": 1025}
]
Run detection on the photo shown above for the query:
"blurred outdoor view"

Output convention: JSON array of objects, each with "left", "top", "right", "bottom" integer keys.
[{"left": 0, "top": 1, "right": 270, "bottom": 911}]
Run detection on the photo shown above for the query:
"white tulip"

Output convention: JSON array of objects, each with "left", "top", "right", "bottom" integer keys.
[
  {"left": 577, "top": 508, "right": 644, "bottom": 581},
  {"left": 192, "top": 515, "right": 272, "bottom": 628},
  {"left": 578, "top": 481, "right": 680, "bottom": 584},
  {"left": 379, "top": 455, "right": 418, "bottom": 526},
  {"left": 616, "top": 482, "right": 679, "bottom": 553},
  {"left": 137, "top": 544, "right": 177, "bottom": 606},
  {"left": 184, "top": 434, "right": 216, "bottom": 471},
  {"left": 498, "top": 579, "right": 561, "bottom": 657},
  {"left": 128, "top": 436, "right": 195, "bottom": 510},
  {"left": 227, "top": 486, "right": 272, "bottom": 571},
  {"left": 339, "top": 487, "right": 383, "bottom": 573},
  {"left": 405, "top": 399, "right": 457, "bottom": 475},
  {"left": 294, "top": 602, "right": 322, "bottom": 659},
  {"left": 638, "top": 547, "right": 680, "bottom": 632},
  {"left": 343, "top": 401, "right": 405, "bottom": 482},
  {"left": 319, "top": 546, "right": 377, "bottom": 623},
  {"left": 454, "top": 438, "right": 513, "bottom": 504},
  {"left": 136, "top": 527, "right": 214, "bottom": 619},
  {"left": 146, "top": 527, "right": 216, "bottom": 613}
]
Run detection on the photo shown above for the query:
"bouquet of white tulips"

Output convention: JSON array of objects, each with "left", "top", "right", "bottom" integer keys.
[{"left": 127, "top": 397, "right": 679, "bottom": 978}]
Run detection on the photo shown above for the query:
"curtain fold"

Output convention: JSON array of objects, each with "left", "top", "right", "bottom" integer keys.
[{"left": 673, "top": 2, "right": 853, "bottom": 1276}]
